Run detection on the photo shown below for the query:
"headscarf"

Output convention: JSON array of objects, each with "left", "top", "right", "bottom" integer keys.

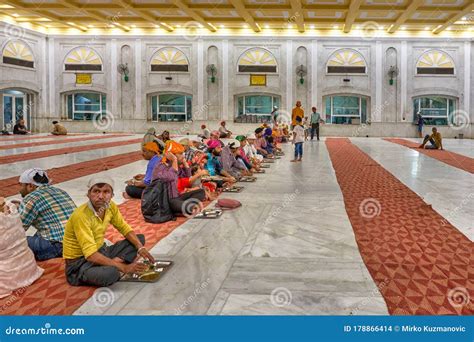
[
  {"left": 143, "top": 141, "right": 159, "bottom": 153},
  {"left": 207, "top": 139, "right": 221, "bottom": 149}
]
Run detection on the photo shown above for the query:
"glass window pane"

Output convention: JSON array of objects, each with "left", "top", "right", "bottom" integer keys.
[
  {"left": 237, "top": 96, "right": 244, "bottom": 116},
  {"left": 333, "top": 96, "right": 359, "bottom": 116},
  {"left": 159, "top": 94, "right": 185, "bottom": 113},
  {"left": 244, "top": 96, "right": 272, "bottom": 114},
  {"left": 67, "top": 95, "right": 73, "bottom": 120},
  {"left": 418, "top": 97, "right": 447, "bottom": 116},
  {"left": 3, "top": 96, "right": 13, "bottom": 126},
  {"left": 152, "top": 96, "right": 158, "bottom": 121},
  {"left": 361, "top": 97, "right": 367, "bottom": 123},
  {"left": 186, "top": 96, "right": 192, "bottom": 121}
]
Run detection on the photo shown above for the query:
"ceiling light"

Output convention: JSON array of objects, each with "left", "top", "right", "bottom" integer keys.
[
  {"left": 243, "top": 24, "right": 248, "bottom": 28},
  {"left": 462, "top": 16, "right": 466, "bottom": 21},
  {"left": 12, "top": 13, "right": 19, "bottom": 17},
  {"left": 198, "top": 23, "right": 203, "bottom": 28},
  {"left": 88, "top": 24, "right": 94, "bottom": 28},
  {"left": 220, "top": 24, "right": 225, "bottom": 28},
  {"left": 378, "top": 25, "right": 384, "bottom": 29},
  {"left": 333, "top": 25, "right": 338, "bottom": 29},
  {"left": 67, "top": 22, "right": 75, "bottom": 25},
  {"left": 131, "top": 24, "right": 136, "bottom": 28},
  {"left": 447, "top": 27, "right": 451, "bottom": 31},
  {"left": 176, "top": 24, "right": 181, "bottom": 28},
  {"left": 287, "top": 24, "right": 292, "bottom": 28},
  {"left": 424, "top": 26, "right": 430, "bottom": 30},
  {"left": 264, "top": 24, "right": 269, "bottom": 29},
  {"left": 309, "top": 24, "right": 315, "bottom": 29},
  {"left": 355, "top": 25, "right": 360, "bottom": 29},
  {"left": 401, "top": 26, "right": 406, "bottom": 30}
]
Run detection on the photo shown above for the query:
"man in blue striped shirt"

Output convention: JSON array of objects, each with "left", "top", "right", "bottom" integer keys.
[{"left": 18, "top": 168, "right": 76, "bottom": 261}]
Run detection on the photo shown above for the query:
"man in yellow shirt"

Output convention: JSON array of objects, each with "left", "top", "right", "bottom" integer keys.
[
  {"left": 419, "top": 127, "right": 443, "bottom": 150},
  {"left": 63, "top": 176, "right": 154, "bottom": 287},
  {"left": 51, "top": 121, "right": 67, "bottom": 135},
  {"left": 291, "top": 101, "right": 304, "bottom": 129}
]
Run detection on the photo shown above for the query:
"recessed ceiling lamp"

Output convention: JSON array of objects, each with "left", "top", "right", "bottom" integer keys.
[
  {"left": 355, "top": 25, "right": 360, "bottom": 29},
  {"left": 309, "top": 24, "right": 315, "bottom": 29},
  {"left": 333, "top": 25, "right": 338, "bottom": 29},
  {"left": 220, "top": 24, "right": 225, "bottom": 28},
  {"left": 424, "top": 26, "right": 430, "bottom": 30},
  {"left": 264, "top": 24, "right": 269, "bottom": 29},
  {"left": 88, "top": 24, "right": 94, "bottom": 28},
  {"left": 176, "top": 24, "right": 181, "bottom": 28},
  {"left": 131, "top": 24, "right": 136, "bottom": 28},
  {"left": 287, "top": 24, "right": 292, "bottom": 28},
  {"left": 198, "top": 23, "right": 203, "bottom": 28},
  {"left": 243, "top": 24, "right": 248, "bottom": 28},
  {"left": 12, "top": 13, "right": 19, "bottom": 17},
  {"left": 401, "top": 26, "right": 406, "bottom": 30}
]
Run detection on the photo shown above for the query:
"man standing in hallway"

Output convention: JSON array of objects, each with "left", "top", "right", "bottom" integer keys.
[
  {"left": 310, "top": 107, "right": 321, "bottom": 141},
  {"left": 291, "top": 101, "right": 304, "bottom": 130}
]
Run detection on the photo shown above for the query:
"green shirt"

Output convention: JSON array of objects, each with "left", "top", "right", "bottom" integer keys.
[{"left": 310, "top": 112, "right": 321, "bottom": 124}]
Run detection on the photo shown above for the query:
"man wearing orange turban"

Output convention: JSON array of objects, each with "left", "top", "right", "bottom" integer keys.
[{"left": 124, "top": 141, "right": 162, "bottom": 199}]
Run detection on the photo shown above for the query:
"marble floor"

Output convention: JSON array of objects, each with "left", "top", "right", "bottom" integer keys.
[{"left": 1, "top": 134, "right": 472, "bottom": 315}]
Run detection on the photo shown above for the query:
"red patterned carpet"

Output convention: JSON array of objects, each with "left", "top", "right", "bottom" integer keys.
[
  {"left": 384, "top": 138, "right": 474, "bottom": 174},
  {"left": 0, "top": 151, "right": 142, "bottom": 198},
  {"left": 0, "top": 200, "right": 191, "bottom": 315},
  {"left": 0, "top": 134, "right": 86, "bottom": 141},
  {"left": 0, "top": 134, "right": 129, "bottom": 150},
  {"left": 0, "top": 138, "right": 141, "bottom": 164},
  {"left": 326, "top": 138, "right": 473, "bottom": 315}
]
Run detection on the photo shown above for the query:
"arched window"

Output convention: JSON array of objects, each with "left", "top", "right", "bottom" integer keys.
[
  {"left": 150, "top": 47, "right": 189, "bottom": 72},
  {"left": 416, "top": 50, "right": 454, "bottom": 75},
  {"left": 2, "top": 40, "right": 34, "bottom": 68},
  {"left": 237, "top": 48, "right": 277, "bottom": 73},
  {"left": 327, "top": 49, "right": 366, "bottom": 74},
  {"left": 324, "top": 95, "right": 368, "bottom": 124},
  {"left": 64, "top": 47, "right": 102, "bottom": 71}
]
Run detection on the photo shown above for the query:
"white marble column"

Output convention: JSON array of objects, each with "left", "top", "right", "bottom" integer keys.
[
  {"left": 48, "top": 37, "right": 55, "bottom": 117},
  {"left": 310, "top": 39, "right": 318, "bottom": 109},
  {"left": 197, "top": 39, "right": 204, "bottom": 119},
  {"left": 286, "top": 39, "right": 293, "bottom": 113},
  {"left": 134, "top": 39, "right": 142, "bottom": 119},
  {"left": 222, "top": 40, "right": 229, "bottom": 120},
  {"left": 400, "top": 41, "right": 408, "bottom": 122},
  {"left": 110, "top": 39, "right": 118, "bottom": 117},
  {"left": 40, "top": 36, "right": 48, "bottom": 117},
  {"left": 374, "top": 41, "right": 383, "bottom": 122},
  {"left": 464, "top": 41, "right": 471, "bottom": 117}
]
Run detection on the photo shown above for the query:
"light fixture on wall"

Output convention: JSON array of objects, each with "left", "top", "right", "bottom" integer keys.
[
  {"left": 206, "top": 64, "right": 217, "bottom": 83},
  {"left": 296, "top": 64, "right": 307, "bottom": 84},
  {"left": 388, "top": 65, "right": 399, "bottom": 85},
  {"left": 117, "top": 63, "right": 129, "bottom": 82}
]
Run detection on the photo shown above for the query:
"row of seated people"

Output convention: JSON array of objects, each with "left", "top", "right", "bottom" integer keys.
[{"left": 0, "top": 125, "right": 284, "bottom": 297}]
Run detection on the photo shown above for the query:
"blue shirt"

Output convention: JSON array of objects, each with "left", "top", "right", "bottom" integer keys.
[
  {"left": 205, "top": 152, "right": 222, "bottom": 176},
  {"left": 144, "top": 155, "right": 162, "bottom": 185}
]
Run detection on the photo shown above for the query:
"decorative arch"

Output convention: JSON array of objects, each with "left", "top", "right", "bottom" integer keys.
[
  {"left": 64, "top": 46, "right": 103, "bottom": 71},
  {"left": 2, "top": 40, "right": 34, "bottom": 68},
  {"left": 237, "top": 47, "right": 277, "bottom": 73},
  {"left": 327, "top": 49, "right": 367, "bottom": 74},
  {"left": 416, "top": 49, "right": 455, "bottom": 75},
  {"left": 150, "top": 47, "right": 189, "bottom": 72}
]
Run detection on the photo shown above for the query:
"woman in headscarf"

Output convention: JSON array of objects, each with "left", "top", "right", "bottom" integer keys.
[
  {"left": 0, "top": 198, "right": 44, "bottom": 299},
  {"left": 152, "top": 141, "right": 206, "bottom": 216}
]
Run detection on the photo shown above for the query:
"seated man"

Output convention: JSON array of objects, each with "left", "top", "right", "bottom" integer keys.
[
  {"left": 205, "top": 140, "right": 236, "bottom": 184},
  {"left": 51, "top": 121, "right": 67, "bottom": 135},
  {"left": 218, "top": 121, "right": 232, "bottom": 138},
  {"left": 13, "top": 119, "right": 29, "bottom": 135},
  {"left": 199, "top": 124, "right": 211, "bottom": 139},
  {"left": 124, "top": 142, "right": 162, "bottom": 199},
  {"left": 0, "top": 197, "right": 44, "bottom": 299},
  {"left": 254, "top": 127, "right": 274, "bottom": 157},
  {"left": 63, "top": 177, "right": 154, "bottom": 287},
  {"left": 18, "top": 168, "right": 76, "bottom": 261},
  {"left": 419, "top": 127, "right": 443, "bottom": 150}
]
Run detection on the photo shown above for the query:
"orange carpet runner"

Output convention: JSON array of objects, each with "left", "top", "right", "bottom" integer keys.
[
  {"left": 0, "top": 151, "right": 142, "bottom": 197},
  {"left": 384, "top": 138, "right": 474, "bottom": 174},
  {"left": 326, "top": 138, "right": 473, "bottom": 315},
  {"left": 0, "top": 138, "right": 141, "bottom": 164}
]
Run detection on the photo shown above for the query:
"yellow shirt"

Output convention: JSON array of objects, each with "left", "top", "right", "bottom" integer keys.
[
  {"left": 53, "top": 124, "right": 67, "bottom": 135},
  {"left": 430, "top": 132, "right": 442, "bottom": 148},
  {"left": 292, "top": 107, "right": 304, "bottom": 125},
  {"left": 63, "top": 201, "right": 133, "bottom": 259}
]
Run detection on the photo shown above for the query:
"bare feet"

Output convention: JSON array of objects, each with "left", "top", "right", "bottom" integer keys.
[{"left": 290, "top": 159, "right": 297, "bottom": 162}]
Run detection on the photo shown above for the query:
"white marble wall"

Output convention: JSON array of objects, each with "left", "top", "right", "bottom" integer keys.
[{"left": 0, "top": 22, "right": 472, "bottom": 137}]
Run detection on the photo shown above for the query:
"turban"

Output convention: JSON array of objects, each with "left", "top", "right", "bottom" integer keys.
[
  {"left": 264, "top": 128, "right": 273, "bottom": 136},
  {"left": 246, "top": 133, "right": 256, "bottom": 140},
  {"left": 255, "top": 127, "right": 264, "bottom": 134},
  {"left": 207, "top": 139, "right": 221, "bottom": 149},
  {"left": 235, "top": 135, "right": 246, "bottom": 142},
  {"left": 143, "top": 141, "right": 159, "bottom": 153},
  {"left": 164, "top": 141, "right": 185, "bottom": 155}
]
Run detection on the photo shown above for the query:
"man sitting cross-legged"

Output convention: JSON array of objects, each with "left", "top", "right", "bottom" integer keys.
[
  {"left": 124, "top": 141, "right": 162, "bottom": 199},
  {"left": 63, "top": 176, "right": 154, "bottom": 287},
  {"left": 419, "top": 127, "right": 443, "bottom": 150}
]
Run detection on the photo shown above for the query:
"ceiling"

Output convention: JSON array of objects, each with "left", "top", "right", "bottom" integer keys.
[{"left": 0, "top": 0, "right": 472, "bottom": 35}]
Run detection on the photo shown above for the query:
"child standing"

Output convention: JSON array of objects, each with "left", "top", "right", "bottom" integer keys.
[{"left": 291, "top": 116, "right": 305, "bottom": 162}]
